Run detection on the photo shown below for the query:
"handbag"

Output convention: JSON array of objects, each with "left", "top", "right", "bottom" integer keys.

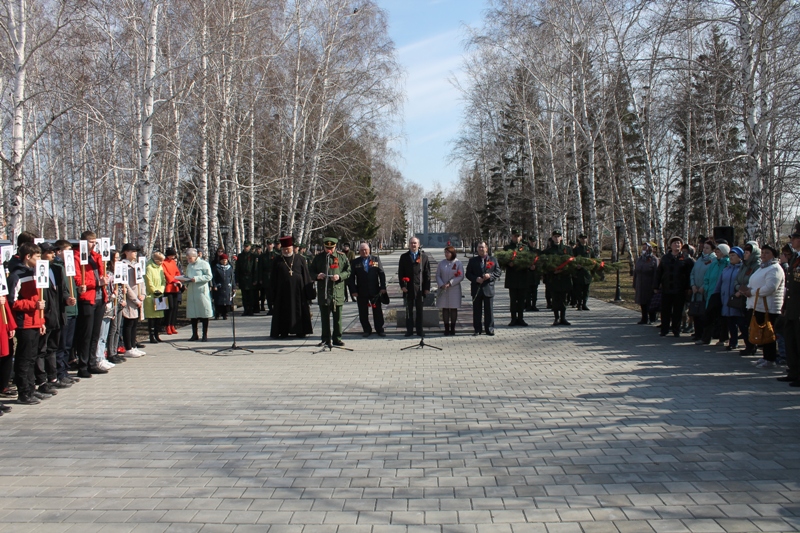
[
  {"left": 648, "top": 292, "right": 662, "bottom": 313},
  {"left": 687, "top": 293, "right": 706, "bottom": 318},
  {"left": 728, "top": 294, "right": 747, "bottom": 310},
  {"left": 749, "top": 289, "right": 776, "bottom": 345}
]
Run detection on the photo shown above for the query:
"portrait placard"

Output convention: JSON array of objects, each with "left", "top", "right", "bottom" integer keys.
[
  {"left": 100, "top": 238, "right": 111, "bottom": 262},
  {"left": 79, "top": 240, "right": 89, "bottom": 265},
  {"left": 0, "top": 246, "right": 13, "bottom": 264},
  {"left": 64, "top": 252, "right": 76, "bottom": 277},
  {"left": 135, "top": 263, "right": 144, "bottom": 284},
  {"left": 113, "top": 263, "right": 128, "bottom": 285},
  {"left": 35, "top": 260, "right": 50, "bottom": 289},
  {"left": 0, "top": 266, "right": 8, "bottom": 296}
]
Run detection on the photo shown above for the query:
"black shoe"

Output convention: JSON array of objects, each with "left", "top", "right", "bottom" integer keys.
[
  {"left": 553, "top": 319, "right": 560, "bottom": 326},
  {"left": 486, "top": 331, "right": 495, "bottom": 336},
  {"left": 790, "top": 381, "right": 800, "bottom": 387},
  {"left": 659, "top": 332, "right": 667, "bottom": 337},
  {"left": 38, "top": 383, "right": 58, "bottom": 395},
  {"left": 189, "top": 335, "right": 199, "bottom": 342},
  {"left": 53, "top": 379, "right": 72, "bottom": 389},
  {"left": 637, "top": 320, "right": 648, "bottom": 324},
  {"left": 266, "top": 311, "right": 273, "bottom": 316},
  {"left": 377, "top": 331, "right": 386, "bottom": 337},
  {"left": 18, "top": 396, "right": 40, "bottom": 405},
  {"left": 0, "top": 404, "right": 10, "bottom": 413},
  {"left": 518, "top": 320, "right": 528, "bottom": 327},
  {"left": 777, "top": 376, "right": 798, "bottom": 382},
  {"left": 673, "top": 332, "right": 680, "bottom": 338},
  {"left": 77, "top": 370, "right": 92, "bottom": 378},
  {"left": 149, "top": 335, "right": 159, "bottom": 344},
  {"left": 740, "top": 347, "right": 757, "bottom": 356},
  {"left": 508, "top": 320, "right": 518, "bottom": 327},
  {"left": 560, "top": 319, "right": 571, "bottom": 326},
  {"left": 362, "top": 331, "right": 372, "bottom": 338},
  {"left": 296, "top": 334, "right": 306, "bottom": 339},
  {"left": 333, "top": 340, "right": 345, "bottom": 347},
  {"left": 201, "top": 336, "right": 208, "bottom": 342},
  {"left": 405, "top": 332, "right": 413, "bottom": 337},
  {"left": 89, "top": 367, "right": 108, "bottom": 374},
  {"left": 33, "top": 391, "right": 52, "bottom": 400},
  {"left": 473, "top": 331, "right": 481, "bottom": 336},
  {"left": 581, "top": 305, "right": 589, "bottom": 311},
  {"left": 66, "top": 376, "right": 80, "bottom": 383},
  {"left": 531, "top": 307, "right": 539, "bottom": 312}
]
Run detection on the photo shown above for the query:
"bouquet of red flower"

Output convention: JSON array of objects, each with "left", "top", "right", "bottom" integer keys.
[{"left": 402, "top": 277, "right": 410, "bottom": 283}]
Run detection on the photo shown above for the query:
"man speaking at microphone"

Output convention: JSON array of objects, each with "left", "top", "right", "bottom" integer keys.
[{"left": 309, "top": 237, "right": 351, "bottom": 347}]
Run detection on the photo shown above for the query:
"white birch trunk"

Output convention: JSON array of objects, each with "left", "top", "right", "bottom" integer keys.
[
  {"left": 138, "top": 0, "right": 160, "bottom": 255},
  {"left": 8, "top": 0, "right": 27, "bottom": 239}
]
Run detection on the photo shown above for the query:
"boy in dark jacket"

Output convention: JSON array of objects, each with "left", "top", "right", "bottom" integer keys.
[{"left": 8, "top": 242, "right": 47, "bottom": 405}]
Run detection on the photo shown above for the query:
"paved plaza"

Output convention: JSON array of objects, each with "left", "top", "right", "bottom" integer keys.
[{"left": 0, "top": 252, "right": 799, "bottom": 533}]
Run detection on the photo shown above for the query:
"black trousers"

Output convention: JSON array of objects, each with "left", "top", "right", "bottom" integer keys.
[
  {"left": 35, "top": 328, "right": 57, "bottom": 384},
  {"left": 405, "top": 292, "right": 424, "bottom": 335},
  {"left": 550, "top": 290, "right": 569, "bottom": 312},
  {"left": 701, "top": 305, "right": 729, "bottom": 344},
  {"left": 357, "top": 294, "right": 384, "bottom": 333},
  {"left": 57, "top": 316, "right": 76, "bottom": 380},
  {"left": 75, "top": 301, "right": 105, "bottom": 372},
  {"left": 660, "top": 293, "right": 685, "bottom": 335},
  {"left": 508, "top": 288, "right": 525, "bottom": 321},
  {"left": 784, "top": 318, "right": 800, "bottom": 380},
  {"left": 573, "top": 281, "right": 590, "bottom": 304},
  {"left": 472, "top": 292, "right": 494, "bottom": 334},
  {"left": 165, "top": 293, "right": 179, "bottom": 326},
  {"left": 14, "top": 328, "right": 41, "bottom": 398},
  {"left": 526, "top": 283, "right": 539, "bottom": 309},
  {"left": 242, "top": 289, "right": 258, "bottom": 314},
  {"left": 122, "top": 317, "right": 138, "bottom": 350}
]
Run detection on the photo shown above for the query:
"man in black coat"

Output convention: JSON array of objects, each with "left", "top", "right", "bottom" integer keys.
[
  {"left": 654, "top": 236, "right": 695, "bottom": 337},
  {"left": 397, "top": 237, "right": 430, "bottom": 337},
  {"left": 466, "top": 241, "right": 502, "bottom": 335},
  {"left": 348, "top": 242, "right": 387, "bottom": 337}
]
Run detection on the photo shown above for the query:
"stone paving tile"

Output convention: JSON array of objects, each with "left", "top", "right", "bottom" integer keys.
[{"left": 0, "top": 253, "right": 799, "bottom": 532}]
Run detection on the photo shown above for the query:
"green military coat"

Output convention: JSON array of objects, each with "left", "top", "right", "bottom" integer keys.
[
  {"left": 572, "top": 243, "right": 596, "bottom": 286},
  {"left": 503, "top": 241, "right": 531, "bottom": 289},
  {"left": 308, "top": 251, "right": 351, "bottom": 307},
  {"left": 544, "top": 243, "right": 573, "bottom": 292}
]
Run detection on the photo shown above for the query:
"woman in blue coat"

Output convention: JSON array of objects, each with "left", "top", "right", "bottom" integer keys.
[
  {"left": 716, "top": 247, "right": 746, "bottom": 350},
  {"left": 212, "top": 254, "right": 235, "bottom": 320}
]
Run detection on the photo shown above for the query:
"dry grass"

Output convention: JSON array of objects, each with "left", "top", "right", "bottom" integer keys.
[{"left": 588, "top": 265, "right": 639, "bottom": 311}]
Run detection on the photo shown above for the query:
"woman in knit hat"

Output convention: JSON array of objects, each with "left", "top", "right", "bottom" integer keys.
[
  {"left": 698, "top": 243, "right": 731, "bottom": 345},
  {"left": 716, "top": 246, "right": 746, "bottom": 350}
]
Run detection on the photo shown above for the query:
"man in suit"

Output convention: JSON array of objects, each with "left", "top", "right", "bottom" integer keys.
[
  {"left": 503, "top": 229, "right": 530, "bottom": 326},
  {"left": 348, "top": 242, "right": 387, "bottom": 337},
  {"left": 398, "top": 237, "right": 430, "bottom": 337},
  {"left": 466, "top": 241, "right": 502, "bottom": 335}
]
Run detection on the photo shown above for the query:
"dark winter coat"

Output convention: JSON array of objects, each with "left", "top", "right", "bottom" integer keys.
[
  {"left": 212, "top": 263, "right": 235, "bottom": 307},
  {"left": 633, "top": 253, "right": 659, "bottom": 306},
  {"left": 654, "top": 251, "right": 694, "bottom": 295}
]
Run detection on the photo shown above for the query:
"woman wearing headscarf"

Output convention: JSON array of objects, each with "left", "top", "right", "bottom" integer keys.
[
  {"left": 734, "top": 241, "right": 761, "bottom": 355},
  {"left": 690, "top": 240, "right": 717, "bottom": 342},
  {"left": 699, "top": 244, "right": 730, "bottom": 345},
  {"left": 144, "top": 252, "right": 167, "bottom": 343},
  {"left": 717, "top": 247, "right": 746, "bottom": 350},
  {"left": 633, "top": 242, "right": 659, "bottom": 324},
  {"left": 212, "top": 253, "right": 235, "bottom": 320},
  {"left": 742, "top": 244, "right": 785, "bottom": 367}
]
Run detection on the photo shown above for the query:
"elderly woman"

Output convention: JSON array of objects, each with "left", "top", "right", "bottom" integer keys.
[
  {"left": 436, "top": 246, "right": 465, "bottom": 335},
  {"left": 144, "top": 252, "right": 167, "bottom": 344},
  {"left": 212, "top": 253, "right": 235, "bottom": 320},
  {"left": 717, "top": 247, "right": 746, "bottom": 350},
  {"left": 184, "top": 248, "right": 214, "bottom": 341},
  {"left": 699, "top": 244, "right": 730, "bottom": 345},
  {"left": 690, "top": 240, "right": 717, "bottom": 341},
  {"left": 633, "top": 242, "right": 659, "bottom": 324},
  {"left": 734, "top": 241, "right": 761, "bottom": 354},
  {"left": 742, "top": 244, "right": 785, "bottom": 368}
]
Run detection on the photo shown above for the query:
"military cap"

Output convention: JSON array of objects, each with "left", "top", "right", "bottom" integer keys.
[
  {"left": 552, "top": 229, "right": 563, "bottom": 236},
  {"left": 322, "top": 237, "right": 338, "bottom": 246}
]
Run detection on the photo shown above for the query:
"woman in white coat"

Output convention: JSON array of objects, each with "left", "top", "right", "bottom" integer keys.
[
  {"left": 184, "top": 248, "right": 214, "bottom": 341},
  {"left": 742, "top": 244, "right": 785, "bottom": 368},
  {"left": 436, "top": 246, "right": 465, "bottom": 335}
]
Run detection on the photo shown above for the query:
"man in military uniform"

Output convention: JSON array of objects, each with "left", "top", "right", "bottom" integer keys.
[
  {"left": 503, "top": 229, "right": 530, "bottom": 326},
  {"left": 235, "top": 241, "right": 257, "bottom": 316},
  {"left": 779, "top": 221, "right": 800, "bottom": 387},
  {"left": 252, "top": 244, "right": 264, "bottom": 312},
  {"left": 572, "top": 233, "right": 596, "bottom": 311},
  {"left": 309, "top": 237, "right": 351, "bottom": 347},
  {"left": 259, "top": 242, "right": 274, "bottom": 314},
  {"left": 525, "top": 235, "right": 541, "bottom": 312},
  {"left": 544, "top": 230, "right": 573, "bottom": 326},
  {"left": 341, "top": 242, "right": 356, "bottom": 302}
]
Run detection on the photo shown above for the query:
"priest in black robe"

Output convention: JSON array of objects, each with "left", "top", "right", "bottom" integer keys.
[{"left": 270, "top": 236, "right": 314, "bottom": 339}]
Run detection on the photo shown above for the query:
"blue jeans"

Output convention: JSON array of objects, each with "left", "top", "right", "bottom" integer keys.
[
  {"left": 57, "top": 316, "right": 77, "bottom": 380},
  {"left": 95, "top": 317, "right": 111, "bottom": 364}
]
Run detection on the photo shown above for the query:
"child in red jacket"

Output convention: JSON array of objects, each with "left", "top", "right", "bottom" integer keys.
[
  {"left": 0, "top": 293, "right": 17, "bottom": 413},
  {"left": 7, "top": 242, "right": 47, "bottom": 405}
]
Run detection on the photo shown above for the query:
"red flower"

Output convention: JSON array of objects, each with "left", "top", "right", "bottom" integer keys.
[
  {"left": 456, "top": 270, "right": 462, "bottom": 277},
  {"left": 402, "top": 277, "right": 410, "bottom": 283},
  {"left": 512, "top": 251, "right": 517, "bottom": 259},
  {"left": 415, "top": 256, "right": 420, "bottom": 264},
  {"left": 371, "top": 304, "right": 377, "bottom": 309},
  {"left": 452, "top": 263, "right": 457, "bottom": 270},
  {"left": 486, "top": 261, "right": 495, "bottom": 269}
]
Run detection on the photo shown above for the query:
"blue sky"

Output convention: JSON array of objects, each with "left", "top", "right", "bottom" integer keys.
[{"left": 377, "top": 0, "right": 487, "bottom": 190}]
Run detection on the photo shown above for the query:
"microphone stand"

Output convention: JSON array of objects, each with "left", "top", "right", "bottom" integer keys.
[
  {"left": 316, "top": 252, "right": 353, "bottom": 353},
  {"left": 213, "top": 279, "right": 253, "bottom": 356},
  {"left": 402, "top": 251, "right": 441, "bottom": 351}
]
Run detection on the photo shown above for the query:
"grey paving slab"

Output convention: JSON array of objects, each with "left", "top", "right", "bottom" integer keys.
[{"left": 0, "top": 252, "right": 799, "bottom": 532}]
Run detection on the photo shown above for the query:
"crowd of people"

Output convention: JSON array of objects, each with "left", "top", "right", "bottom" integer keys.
[
  {"left": 634, "top": 227, "right": 800, "bottom": 387},
  {"left": 2, "top": 223, "right": 798, "bottom": 415},
  {"left": 0, "top": 231, "right": 198, "bottom": 410}
]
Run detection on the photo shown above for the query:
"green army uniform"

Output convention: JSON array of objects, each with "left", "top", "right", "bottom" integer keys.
[
  {"left": 544, "top": 233, "right": 573, "bottom": 326},
  {"left": 782, "top": 221, "right": 800, "bottom": 386},
  {"left": 504, "top": 232, "right": 530, "bottom": 326},
  {"left": 308, "top": 237, "right": 351, "bottom": 345},
  {"left": 572, "top": 238, "right": 596, "bottom": 311},
  {"left": 235, "top": 243, "right": 257, "bottom": 315},
  {"left": 259, "top": 248, "right": 273, "bottom": 314},
  {"left": 526, "top": 241, "right": 542, "bottom": 311}
]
